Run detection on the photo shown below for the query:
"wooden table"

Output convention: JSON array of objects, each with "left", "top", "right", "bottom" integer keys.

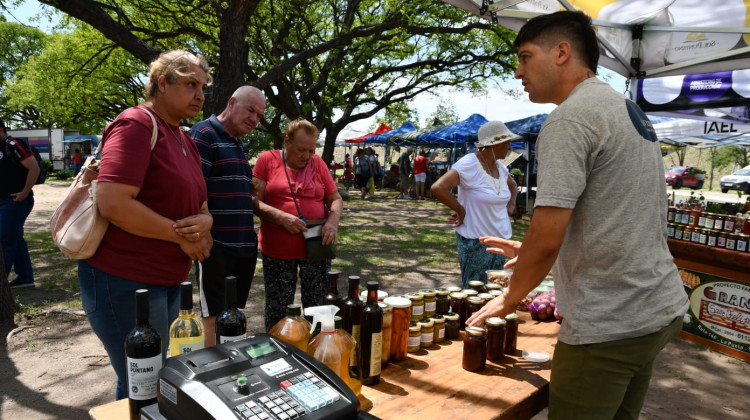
[{"left": 90, "top": 312, "right": 560, "bottom": 420}]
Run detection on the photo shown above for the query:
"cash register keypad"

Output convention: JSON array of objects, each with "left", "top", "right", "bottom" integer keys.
[{"left": 234, "top": 372, "right": 340, "bottom": 420}]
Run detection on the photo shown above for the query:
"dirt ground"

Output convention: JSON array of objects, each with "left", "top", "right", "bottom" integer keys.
[{"left": 1, "top": 182, "right": 747, "bottom": 420}]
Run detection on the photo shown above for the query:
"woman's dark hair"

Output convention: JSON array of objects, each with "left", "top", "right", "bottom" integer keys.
[{"left": 514, "top": 10, "right": 599, "bottom": 73}]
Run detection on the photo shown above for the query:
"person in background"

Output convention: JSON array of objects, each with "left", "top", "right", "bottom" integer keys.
[
  {"left": 354, "top": 148, "right": 373, "bottom": 200},
  {"left": 397, "top": 147, "right": 413, "bottom": 199},
  {"left": 365, "top": 147, "right": 378, "bottom": 197},
  {"left": 1, "top": 118, "right": 40, "bottom": 289},
  {"left": 63, "top": 149, "right": 72, "bottom": 171},
  {"left": 190, "top": 85, "right": 266, "bottom": 346},
  {"left": 78, "top": 50, "right": 213, "bottom": 400},
  {"left": 431, "top": 121, "right": 517, "bottom": 288},
  {"left": 72, "top": 148, "right": 83, "bottom": 174},
  {"left": 466, "top": 11, "right": 688, "bottom": 419},
  {"left": 253, "top": 119, "right": 343, "bottom": 331},
  {"left": 412, "top": 149, "right": 429, "bottom": 200},
  {"left": 344, "top": 153, "right": 353, "bottom": 170}
]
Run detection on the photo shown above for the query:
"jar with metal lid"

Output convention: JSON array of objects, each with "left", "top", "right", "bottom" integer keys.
[
  {"left": 450, "top": 292, "right": 468, "bottom": 330},
  {"left": 489, "top": 289, "right": 503, "bottom": 298},
  {"left": 697, "top": 212, "right": 707, "bottom": 229},
  {"left": 462, "top": 326, "right": 487, "bottom": 372},
  {"left": 485, "top": 283, "right": 502, "bottom": 293},
  {"left": 446, "top": 286, "right": 463, "bottom": 294},
  {"left": 378, "top": 302, "right": 393, "bottom": 367},
  {"left": 383, "top": 296, "right": 411, "bottom": 362},
  {"left": 674, "top": 209, "right": 684, "bottom": 225},
  {"left": 725, "top": 233, "right": 737, "bottom": 251},
  {"left": 736, "top": 234, "right": 748, "bottom": 252},
  {"left": 461, "top": 289, "right": 479, "bottom": 297},
  {"left": 478, "top": 293, "right": 494, "bottom": 304},
  {"left": 434, "top": 288, "right": 451, "bottom": 315},
  {"left": 707, "top": 229, "right": 719, "bottom": 247},
  {"left": 468, "top": 280, "right": 488, "bottom": 294},
  {"left": 735, "top": 214, "right": 746, "bottom": 234},
  {"left": 485, "top": 317, "right": 507, "bottom": 361},
  {"left": 724, "top": 215, "right": 736, "bottom": 232},
  {"left": 688, "top": 208, "right": 700, "bottom": 227},
  {"left": 667, "top": 223, "right": 676, "bottom": 238},
  {"left": 419, "top": 289, "right": 437, "bottom": 317},
  {"left": 698, "top": 229, "right": 708, "bottom": 246},
  {"left": 717, "top": 231, "right": 728, "bottom": 248},
  {"left": 504, "top": 313, "right": 519, "bottom": 355},
  {"left": 667, "top": 206, "right": 676, "bottom": 223},
  {"left": 417, "top": 318, "right": 434, "bottom": 348},
  {"left": 407, "top": 322, "right": 421, "bottom": 353},
  {"left": 704, "top": 213, "right": 715, "bottom": 229},
  {"left": 466, "top": 296, "right": 485, "bottom": 320},
  {"left": 431, "top": 315, "right": 445, "bottom": 343},
  {"left": 690, "top": 227, "right": 701, "bottom": 243},
  {"left": 674, "top": 225, "right": 684, "bottom": 241},
  {"left": 443, "top": 312, "right": 460, "bottom": 339},
  {"left": 406, "top": 292, "right": 425, "bottom": 321},
  {"left": 683, "top": 226, "right": 694, "bottom": 242},
  {"left": 714, "top": 214, "right": 725, "bottom": 231}
]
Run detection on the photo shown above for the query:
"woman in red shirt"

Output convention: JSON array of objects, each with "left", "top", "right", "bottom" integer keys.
[
  {"left": 413, "top": 149, "right": 429, "bottom": 200},
  {"left": 253, "top": 119, "right": 344, "bottom": 331}
]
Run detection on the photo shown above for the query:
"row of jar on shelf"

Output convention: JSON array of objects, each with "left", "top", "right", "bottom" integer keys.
[
  {"left": 668, "top": 223, "right": 749, "bottom": 252},
  {"left": 668, "top": 205, "right": 749, "bottom": 235}
]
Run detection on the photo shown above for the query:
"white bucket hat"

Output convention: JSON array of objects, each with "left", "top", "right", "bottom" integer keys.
[{"left": 476, "top": 120, "right": 521, "bottom": 148}]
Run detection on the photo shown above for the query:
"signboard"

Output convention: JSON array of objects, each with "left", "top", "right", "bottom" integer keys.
[{"left": 679, "top": 268, "right": 750, "bottom": 362}]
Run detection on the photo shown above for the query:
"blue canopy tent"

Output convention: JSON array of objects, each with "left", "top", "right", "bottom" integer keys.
[
  {"left": 412, "top": 113, "right": 488, "bottom": 169},
  {"left": 366, "top": 121, "right": 417, "bottom": 145}
]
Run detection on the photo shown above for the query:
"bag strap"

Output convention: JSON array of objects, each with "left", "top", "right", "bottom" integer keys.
[
  {"left": 281, "top": 149, "right": 304, "bottom": 219},
  {"left": 94, "top": 106, "right": 158, "bottom": 155}
]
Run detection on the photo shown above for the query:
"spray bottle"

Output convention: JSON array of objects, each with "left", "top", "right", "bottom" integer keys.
[
  {"left": 334, "top": 316, "right": 361, "bottom": 396},
  {"left": 305, "top": 305, "right": 343, "bottom": 381}
]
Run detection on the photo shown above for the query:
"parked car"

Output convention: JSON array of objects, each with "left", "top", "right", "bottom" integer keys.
[
  {"left": 720, "top": 165, "right": 750, "bottom": 194},
  {"left": 665, "top": 166, "right": 704, "bottom": 190}
]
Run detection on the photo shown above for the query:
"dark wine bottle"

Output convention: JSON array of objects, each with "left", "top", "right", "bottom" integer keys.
[
  {"left": 341, "top": 276, "right": 363, "bottom": 386},
  {"left": 215, "top": 276, "right": 247, "bottom": 344},
  {"left": 322, "top": 270, "right": 343, "bottom": 311},
  {"left": 125, "top": 289, "right": 162, "bottom": 420},
  {"left": 359, "top": 281, "right": 383, "bottom": 385}
]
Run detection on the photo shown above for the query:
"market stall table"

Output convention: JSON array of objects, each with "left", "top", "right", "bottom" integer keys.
[{"left": 89, "top": 312, "right": 560, "bottom": 420}]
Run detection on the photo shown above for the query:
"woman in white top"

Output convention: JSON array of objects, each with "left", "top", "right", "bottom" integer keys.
[{"left": 431, "top": 121, "right": 519, "bottom": 288}]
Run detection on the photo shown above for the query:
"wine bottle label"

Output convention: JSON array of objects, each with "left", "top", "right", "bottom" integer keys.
[
  {"left": 171, "top": 336, "right": 205, "bottom": 356},
  {"left": 219, "top": 333, "right": 246, "bottom": 344},
  {"left": 370, "top": 332, "right": 382, "bottom": 376},
  {"left": 126, "top": 354, "right": 162, "bottom": 400},
  {"left": 349, "top": 325, "right": 360, "bottom": 367}
]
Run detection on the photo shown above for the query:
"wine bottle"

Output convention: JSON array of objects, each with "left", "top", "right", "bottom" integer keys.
[
  {"left": 169, "top": 282, "right": 205, "bottom": 356},
  {"left": 215, "top": 276, "right": 247, "bottom": 344},
  {"left": 341, "top": 276, "right": 363, "bottom": 387},
  {"left": 125, "top": 289, "right": 162, "bottom": 420},
  {"left": 322, "top": 270, "right": 343, "bottom": 311},
  {"left": 359, "top": 281, "right": 383, "bottom": 385}
]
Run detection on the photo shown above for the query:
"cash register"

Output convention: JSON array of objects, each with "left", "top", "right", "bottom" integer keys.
[{"left": 141, "top": 333, "right": 377, "bottom": 420}]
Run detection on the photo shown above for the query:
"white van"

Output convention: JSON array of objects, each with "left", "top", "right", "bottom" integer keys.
[{"left": 720, "top": 165, "right": 750, "bottom": 194}]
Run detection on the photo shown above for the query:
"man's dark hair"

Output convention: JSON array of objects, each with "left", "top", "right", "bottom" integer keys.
[
  {"left": 514, "top": 10, "right": 600, "bottom": 73},
  {"left": 0, "top": 118, "right": 6, "bottom": 132}
]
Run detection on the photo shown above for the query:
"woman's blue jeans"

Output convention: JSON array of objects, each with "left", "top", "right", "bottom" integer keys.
[{"left": 78, "top": 260, "right": 180, "bottom": 400}]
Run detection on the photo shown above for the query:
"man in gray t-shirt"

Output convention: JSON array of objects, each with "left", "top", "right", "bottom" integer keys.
[{"left": 467, "top": 11, "right": 689, "bottom": 419}]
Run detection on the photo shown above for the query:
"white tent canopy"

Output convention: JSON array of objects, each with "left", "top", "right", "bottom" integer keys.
[
  {"left": 442, "top": 0, "right": 750, "bottom": 80},
  {"left": 652, "top": 118, "right": 750, "bottom": 149}
]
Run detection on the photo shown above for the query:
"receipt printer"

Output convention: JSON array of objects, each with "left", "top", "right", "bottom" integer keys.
[{"left": 141, "top": 333, "right": 364, "bottom": 420}]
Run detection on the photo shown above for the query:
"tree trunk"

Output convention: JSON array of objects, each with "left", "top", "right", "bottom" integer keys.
[{"left": 0, "top": 243, "right": 16, "bottom": 321}]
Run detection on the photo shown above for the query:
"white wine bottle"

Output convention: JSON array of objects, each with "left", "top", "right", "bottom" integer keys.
[
  {"left": 169, "top": 281, "right": 205, "bottom": 356},
  {"left": 215, "top": 276, "right": 247, "bottom": 344},
  {"left": 125, "top": 289, "right": 162, "bottom": 420}
]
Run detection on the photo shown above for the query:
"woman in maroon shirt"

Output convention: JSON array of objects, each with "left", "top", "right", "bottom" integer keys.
[{"left": 78, "top": 50, "right": 213, "bottom": 400}]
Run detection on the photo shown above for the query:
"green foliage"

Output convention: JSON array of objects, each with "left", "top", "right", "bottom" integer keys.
[
  {"left": 0, "top": 19, "right": 48, "bottom": 125},
  {"left": 427, "top": 100, "right": 460, "bottom": 126},
  {"left": 510, "top": 168, "right": 524, "bottom": 176},
  {"left": 713, "top": 146, "right": 749, "bottom": 171},
  {"left": 52, "top": 169, "right": 74, "bottom": 180},
  {"left": 5, "top": 24, "right": 147, "bottom": 132}
]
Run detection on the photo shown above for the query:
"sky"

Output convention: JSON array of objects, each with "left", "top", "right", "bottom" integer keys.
[{"left": 3, "top": 1, "right": 628, "bottom": 134}]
